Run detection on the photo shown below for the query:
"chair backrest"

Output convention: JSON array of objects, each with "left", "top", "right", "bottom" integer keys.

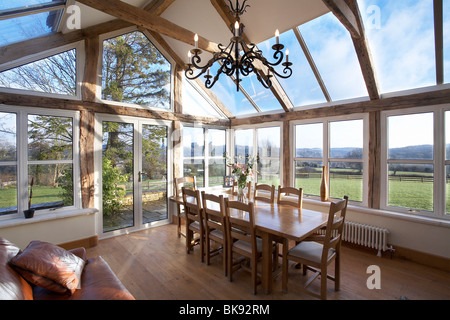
[
  {"left": 277, "top": 186, "right": 303, "bottom": 209},
  {"left": 201, "top": 191, "right": 227, "bottom": 236},
  {"left": 232, "top": 181, "right": 253, "bottom": 199},
  {"left": 174, "top": 176, "right": 197, "bottom": 197},
  {"left": 253, "top": 183, "right": 275, "bottom": 203},
  {"left": 224, "top": 198, "right": 257, "bottom": 250},
  {"left": 182, "top": 187, "right": 202, "bottom": 223},
  {"left": 322, "top": 196, "right": 349, "bottom": 260}
]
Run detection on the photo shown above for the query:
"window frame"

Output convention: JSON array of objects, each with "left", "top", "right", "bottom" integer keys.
[
  {"left": 98, "top": 26, "right": 175, "bottom": 112},
  {"left": 0, "top": 105, "right": 81, "bottom": 221},
  {"left": 380, "top": 105, "right": 449, "bottom": 218},
  {"left": 181, "top": 123, "right": 228, "bottom": 189},
  {"left": 0, "top": 41, "right": 84, "bottom": 100},
  {"left": 291, "top": 114, "right": 369, "bottom": 206},
  {"left": 231, "top": 122, "right": 283, "bottom": 186}
]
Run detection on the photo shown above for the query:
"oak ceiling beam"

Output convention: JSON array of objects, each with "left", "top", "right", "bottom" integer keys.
[
  {"left": 210, "top": 0, "right": 294, "bottom": 113},
  {"left": 322, "top": 0, "right": 361, "bottom": 38},
  {"left": 76, "top": 0, "right": 218, "bottom": 53},
  {"left": 325, "top": 0, "right": 380, "bottom": 100}
]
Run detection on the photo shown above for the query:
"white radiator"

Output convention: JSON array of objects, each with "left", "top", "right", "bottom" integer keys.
[{"left": 317, "top": 221, "right": 390, "bottom": 257}]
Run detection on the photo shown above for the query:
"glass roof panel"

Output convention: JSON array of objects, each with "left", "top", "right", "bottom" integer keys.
[
  {"left": 239, "top": 72, "right": 282, "bottom": 113},
  {"left": 183, "top": 78, "right": 225, "bottom": 119},
  {"left": 298, "top": 12, "right": 368, "bottom": 101},
  {"left": 358, "top": 0, "right": 436, "bottom": 93},
  {"left": 258, "top": 29, "right": 327, "bottom": 108},
  {"left": 205, "top": 63, "right": 258, "bottom": 117},
  {"left": 444, "top": 0, "right": 450, "bottom": 84},
  {"left": 0, "top": 9, "right": 63, "bottom": 46},
  {"left": 0, "top": 0, "right": 65, "bottom": 13}
]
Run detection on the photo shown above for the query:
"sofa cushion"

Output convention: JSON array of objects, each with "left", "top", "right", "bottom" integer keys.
[
  {"left": 9, "top": 241, "right": 85, "bottom": 295},
  {"left": 0, "top": 238, "right": 33, "bottom": 300}
]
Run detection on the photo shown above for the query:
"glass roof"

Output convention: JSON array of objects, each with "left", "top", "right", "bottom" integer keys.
[
  {"left": 359, "top": 0, "right": 436, "bottom": 94},
  {"left": 0, "top": 1, "right": 66, "bottom": 47}
]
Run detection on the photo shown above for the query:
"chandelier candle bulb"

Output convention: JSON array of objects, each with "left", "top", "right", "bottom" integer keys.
[
  {"left": 235, "top": 21, "right": 240, "bottom": 36},
  {"left": 275, "top": 29, "right": 280, "bottom": 44},
  {"left": 194, "top": 34, "right": 198, "bottom": 49},
  {"left": 286, "top": 49, "right": 289, "bottom": 63},
  {"left": 188, "top": 51, "right": 192, "bottom": 64}
]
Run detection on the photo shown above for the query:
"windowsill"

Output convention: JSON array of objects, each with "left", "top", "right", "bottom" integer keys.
[
  {"left": 303, "top": 197, "right": 450, "bottom": 229},
  {"left": 0, "top": 208, "right": 98, "bottom": 229}
]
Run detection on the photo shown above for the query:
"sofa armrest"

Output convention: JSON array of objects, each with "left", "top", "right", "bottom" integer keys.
[{"left": 68, "top": 247, "right": 86, "bottom": 261}]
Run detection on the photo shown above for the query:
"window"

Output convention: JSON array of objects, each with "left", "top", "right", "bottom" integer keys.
[
  {"left": 0, "top": 106, "right": 79, "bottom": 218},
  {"left": 0, "top": 49, "right": 77, "bottom": 96},
  {"left": 101, "top": 31, "right": 172, "bottom": 109},
  {"left": 182, "top": 78, "right": 225, "bottom": 118},
  {"left": 294, "top": 116, "right": 367, "bottom": 203},
  {"left": 446, "top": 111, "right": 450, "bottom": 214},
  {"left": 182, "top": 125, "right": 226, "bottom": 188},
  {"left": 233, "top": 125, "right": 281, "bottom": 186},
  {"left": 382, "top": 106, "right": 449, "bottom": 217}
]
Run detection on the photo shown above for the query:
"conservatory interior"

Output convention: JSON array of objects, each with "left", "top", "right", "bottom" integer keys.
[{"left": 0, "top": 0, "right": 449, "bottom": 301}]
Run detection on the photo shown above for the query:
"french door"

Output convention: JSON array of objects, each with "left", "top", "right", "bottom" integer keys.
[{"left": 96, "top": 115, "right": 171, "bottom": 236}]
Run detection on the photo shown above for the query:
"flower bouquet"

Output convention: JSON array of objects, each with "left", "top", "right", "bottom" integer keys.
[{"left": 223, "top": 152, "right": 259, "bottom": 199}]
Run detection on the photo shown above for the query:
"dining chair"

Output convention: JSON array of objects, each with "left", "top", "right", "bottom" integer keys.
[
  {"left": 231, "top": 181, "right": 253, "bottom": 199},
  {"left": 281, "top": 196, "right": 349, "bottom": 300},
  {"left": 182, "top": 187, "right": 204, "bottom": 262},
  {"left": 277, "top": 186, "right": 303, "bottom": 209},
  {"left": 174, "top": 176, "right": 197, "bottom": 238},
  {"left": 201, "top": 191, "right": 228, "bottom": 276},
  {"left": 253, "top": 183, "right": 275, "bottom": 203},
  {"left": 224, "top": 198, "right": 261, "bottom": 294}
]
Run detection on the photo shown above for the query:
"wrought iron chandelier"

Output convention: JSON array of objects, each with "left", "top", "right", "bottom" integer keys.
[{"left": 185, "top": 0, "right": 293, "bottom": 92}]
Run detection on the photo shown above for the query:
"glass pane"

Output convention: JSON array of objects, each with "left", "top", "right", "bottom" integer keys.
[
  {"left": 0, "top": 112, "right": 16, "bottom": 161},
  {"left": 259, "top": 29, "right": 327, "bottom": 107},
  {"left": 330, "top": 119, "right": 363, "bottom": 159},
  {"left": 294, "top": 161, "right": 323, "bottom": 196},
  {"left": 0, "top": 9, "right": 63, "bottom": 46},
  {"left": 0, "top": 166, "right": 17, "bottom": 215},
  {"left": 208, "top": 129, "right": 225, "bottom": 157},
  {"left": 445, "top": 0, "right": 450, "bottom": 84},
  {"left": 183, "top": 127, "right": 204, "bottom": 157},
  {"left": 257, "top": 159, "right": 280, "bottom": 186},
  {"left": 388, "top": 113, "right": 433, "bottom": 160},
  {"left": 295, "top": 123, "right": 323, "bottom": 158},
  {"left": 359, "top": 0, "right": 436, "bottom": 93},
  {"left": 183, "top": 159, "right": 204, "bottom": 188},
  {"left": 257, "top": 127, "right": 280, "bottom": 158},
  {"left": 447, "top": 165, "right": 450, "bottom": 215},
  {"left": 102, "top": 121, "right": 134, "bottom": 232},
  {"left": 208, "top": 158, "right": 225, "bottom": 187},
  {"left": 299, "top": 12, "right": 368, "bottom": 101},
  {"left": 0, "top": 50, "right": 76, "bottom": 95},
  {"left": 446, "top": 111, "right": 450, "bottom": 160},
  {"left": 329, "top": 162, "right": 363, "bottom": 202},
  {"left": 182, "top": 78, "right": 224, "bottom": 118},
  {"left": 239, "top": 72, "right": 282, "bottom": 113},
  {"left": 28, "top": 164, "right": 73, "bottom": 209},
  {"left": 206, "top": 63, "right": 258, "bottom": 116},
  {"left": 102, "top": 31, "right": 171, "bottom": 109},
  {"left": 235, "top": 129, "right": 253, "bottom": 158},
  {"left": 142, "top": 124, "right": 167, "bottom": 224},
  {"left": 28, "top": 115, "right": 73, "bottom": 161},
  {"left": 0, "top": 0, "right": 65, "bottom": 12},
  {"left": 388, "top": 163, "right": 433, "bottom": 212}
]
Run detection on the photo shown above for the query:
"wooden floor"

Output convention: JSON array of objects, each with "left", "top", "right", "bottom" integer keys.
[{"left": 86, "top": 224, "right": 450, "bottom": 301}]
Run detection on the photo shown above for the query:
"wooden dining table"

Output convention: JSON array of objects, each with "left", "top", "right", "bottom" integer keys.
[{"left": 170, "top": 191, "right": 329, "bottom": 294}]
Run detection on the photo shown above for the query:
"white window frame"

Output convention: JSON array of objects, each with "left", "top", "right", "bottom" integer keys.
[
  {"left": 181, "top": 123, "right": 228, "bottom": 189},
  {"left": 231, "top": 122, "right": 283, "bottom": 185},
  {"left": 291, "top": 114, "right": 369, "bottom": 206},
  {"left": 381, "top": 105, "right": 449, "bottom": 219},
  {"left": 98, "top": 26, "right": 175, "bottom": 112},
  {"left": 0, "top": 41, "right": 84, "bottom": 101},
  {"left": 0, "top": 105, "right": 81, "bottom": 221}
]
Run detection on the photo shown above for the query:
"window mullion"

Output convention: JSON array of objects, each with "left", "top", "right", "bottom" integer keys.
[{"left": 18, "top": 110, "right": 28, "bottom": 213}]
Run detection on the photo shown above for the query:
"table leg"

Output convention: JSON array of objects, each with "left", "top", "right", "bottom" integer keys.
[{"left": 261, "top": 232, "right": 273, "bottom": 294}]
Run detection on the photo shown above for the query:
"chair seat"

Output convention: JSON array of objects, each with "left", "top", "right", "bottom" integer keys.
[
  {"left": 189, "top": 221, "right": 201, "bottom": 231},
  {"left": 233, "top": 237, "right": 263, "bottom": 254},
  {"left": 210, "top": 229, "right": 225, "bottom": 240},
  {"left": 288, "top": 241, "right": 335, "bottom": 265}
]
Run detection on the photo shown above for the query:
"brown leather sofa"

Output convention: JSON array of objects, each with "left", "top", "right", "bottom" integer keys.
[{"left": 0, "top": 237, "right": 135, "bottom": 300}]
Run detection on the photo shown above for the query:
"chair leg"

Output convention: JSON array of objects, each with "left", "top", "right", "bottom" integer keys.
[
  {"left": 205, "top": 237, "right": 210, "bottom": 265},
  {"left": 335, "top": 252, "right": 340, "bottom": 291},
  {"left": 281, "top": 243, "right": 288, "bottom": 293},
  {"left": 320, "top": 265, "right": 327, "bottom": 300},
  {"left": 228, "top": 247, "right": 233, "bottom": 282},
  {"left": 251, "top": 257, "right": 257, "bottom": 295}
]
